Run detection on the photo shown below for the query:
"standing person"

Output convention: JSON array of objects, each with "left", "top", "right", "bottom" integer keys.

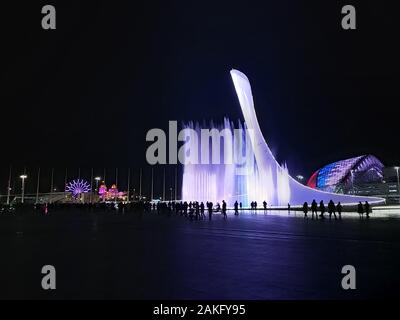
[
  {"left": 239, "top": 202, "right": 242, "bottom": 210},
  {"left": 319, "top": 200, "right": 326, "bottom": 218},
  {"left": 234, "top": 201, "right": 239, "bottom": 215},
  {"left": 263, "top": 201, "right": 267, "bottom": 211},
  {"left": 287, "top": 203, "right": 291, "bottom": 212},
  {"left": 200, "top": 202, "right": 205, "bottom": 219},
  {"left": 328, "top": 200, "right": 337, "bottom": 220},
  {"left": 336, "top": 202, "right": 343, "bottom": 219},
  {"left": 208, "top": 202, "right": 213, "bottom": 220},
  {"left": 302, "top": 202, "right": 308, "bottom": 218},
  {"left": 195, "top": 202, "right": 200, "bottom": 220},
  {"left": 365, "top": 201, "right": 370, "bottom": 218},
  {"left": 357, "top": 201, "right": 364, "bottom": 218},
  {"left": 311, "top": 199, "right": 318, "bottom": 219},
  {"left": 222, "top": 200, "right": 227, "bottom": 219}
]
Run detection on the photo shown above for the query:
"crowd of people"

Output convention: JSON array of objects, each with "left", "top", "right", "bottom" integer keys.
[
  {"left": 1, "top": 199, "right": 373, "bottom": 220},
  {"left": 152, "top": 200, "right": 228, "bottom": 220},
  {"left": 302, "top": 200, "right": 371, "bottom": 219},
  {"left": 141, "top": 198, "right": 373, "bottom": 221}
]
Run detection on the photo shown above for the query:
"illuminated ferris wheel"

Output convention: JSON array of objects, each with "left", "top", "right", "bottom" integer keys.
[{"left": 66, "top": 179, "right": 91, "bottom": 197}]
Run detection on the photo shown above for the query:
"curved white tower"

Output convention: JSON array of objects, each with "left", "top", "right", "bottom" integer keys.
[{"left": 230, "top": 69, "right": 384, "bottom": 206}]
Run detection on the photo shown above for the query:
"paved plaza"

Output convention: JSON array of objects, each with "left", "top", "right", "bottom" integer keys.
[{"left": 1, "top": 208, "right": 400, "bottom": 299}]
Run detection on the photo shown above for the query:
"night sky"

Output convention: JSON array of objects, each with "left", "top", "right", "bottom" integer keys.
[{"left": 1, "top": 1, "right": 399, "bottom": 193}]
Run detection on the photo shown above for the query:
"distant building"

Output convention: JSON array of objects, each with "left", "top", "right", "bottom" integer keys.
[
  {"left": 307, "top": 156, "right": 400, "bottom": 203},
  {"left": 98, "top": 183, "right": 127, "bottom": 201},
  {"left": 307, "top": 155, "right": 384, "bottom": 193}
]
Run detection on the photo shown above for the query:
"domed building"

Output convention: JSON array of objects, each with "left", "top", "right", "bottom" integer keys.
[{"left": 307, "top": 155, "right": 384, "bottom": 193}]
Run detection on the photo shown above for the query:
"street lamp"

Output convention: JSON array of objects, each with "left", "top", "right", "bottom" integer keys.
[
  {"left": 395, "top": 167, "right": 400, "bottom": 203},
  {"left": 95, "top": 176, "right": 101, "bottom": 192},
  {"left": 296, "top": 175, "right": 304, "bottom": 184},
  {"left": 20, "top": 174, "right": 27, "bottom": 204},
  {"left": 350, "top": 169, "right": 354, "bottom": 194}
]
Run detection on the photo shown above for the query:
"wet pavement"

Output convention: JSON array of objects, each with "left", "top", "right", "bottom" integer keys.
[{"left": 1, "top": 208, "right": 400, "bottom": 299}]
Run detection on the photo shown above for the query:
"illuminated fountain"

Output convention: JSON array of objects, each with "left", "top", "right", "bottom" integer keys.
[
  {"left": 180, "top": 70, "right": 385, "bottom": 206},
  {"left": 181, "top": 118, "right": 251, "bottom": 205}
]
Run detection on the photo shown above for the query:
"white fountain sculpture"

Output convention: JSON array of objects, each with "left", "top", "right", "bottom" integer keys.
[
  {"left": 230, "top": 69, "right": 384, "bottom": 206},
  {"left": 180, "top": 70, "right": 385, "bottom": 207}
]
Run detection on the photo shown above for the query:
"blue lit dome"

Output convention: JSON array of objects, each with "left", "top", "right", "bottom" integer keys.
[{"left": 307, "top": 155, "right": 384, "bottom": 193}]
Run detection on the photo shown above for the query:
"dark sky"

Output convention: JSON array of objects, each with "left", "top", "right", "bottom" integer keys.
[{"left": 1, "top": 0, "right": 399, "bottom": 192}]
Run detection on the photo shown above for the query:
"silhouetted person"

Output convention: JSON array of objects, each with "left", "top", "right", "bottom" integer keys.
[
  {"left": 319, "top": 200, "right": 326, "bottom": 218},
  {"left": 336, "top": 202, "right": 343, "bottom": 219},
  {"left": 365, "top": 201, "right": 370, "bottom": 218},
  {"left": 239, "top": 202, "right": 242, "bottom": 210},
  {"left": 357, "top": 201, "right": 364, "bottom": 218},
  {"left": 254, "top": 201, "right": 257, "bottom": 210},
  {"left": 311, "top": 200, "right": 318, "bottom": 218},
  {"left": 288, "top": 203, "right": 291, "bottom": 212},
  {"left": 328, "top": 200, "right": 337, "bottom": 220},
  {"left": 222, "top": 200, "right": 227, "bottom": 218},
  {"left": 200, "top": 202, "right": 205, "bottom": 219},
  {"left": 189, "top": 206, "right": 194, "bottom": 220},
  {"left": 195, "top": 202, "right": 200, "bottom": 220},
  {"left": 263, "top": 201, "right": 267, "bottom": 211},
  {"left": 208, "top": 201, "right": 213, "bottom": 220},
  {"left": 303, "top": 202, "right": 308, "bottom": 218},
  {"left": 234, "top": 201, "right": 239, "bottom": 215}
]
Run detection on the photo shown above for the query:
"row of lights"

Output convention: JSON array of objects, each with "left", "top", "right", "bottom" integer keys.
[
  {"left": 13, "top": 167, "right": 400, "bottom": 204},
  {"left": 17, "top": 175, "right": 103, "bottom": 204}
]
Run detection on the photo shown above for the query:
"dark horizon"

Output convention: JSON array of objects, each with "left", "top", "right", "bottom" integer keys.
[{"left": 1, "top": 1, "right": 399, "bottom": 188}]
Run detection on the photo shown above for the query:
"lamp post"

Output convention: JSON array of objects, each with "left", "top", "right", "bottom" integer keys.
[
  {"left": 20, "top": 174, "right": 27, "bottom": 204},
  {"left": 95, "top": 177, "right": 101, "bottom": 192},
  {"left": 395, "top": 166, "right": 400, "bottom": 204},
  {"left": 94, "top": 177, "right": 101, "bottom": 203},
  {"left": 6, "top": 165, "right": 11, "bottom": 205},
  {"left": 151, "top": 168, "right": 154, "bottom": 201},
  {"left": 35, "top": 168, "right": 40, "bottom": 204},
  {"left": 296, "top": 175, "right": 304, "bottom": 184},
  {"left": 139, "top": 168, "right": 142, "bottom": 200},
  {"left": 127, "top": 168, "right": 131, "bottom": 203},
  {"left": 350, "top": 169, "right": 354, "bottom": 194}
]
